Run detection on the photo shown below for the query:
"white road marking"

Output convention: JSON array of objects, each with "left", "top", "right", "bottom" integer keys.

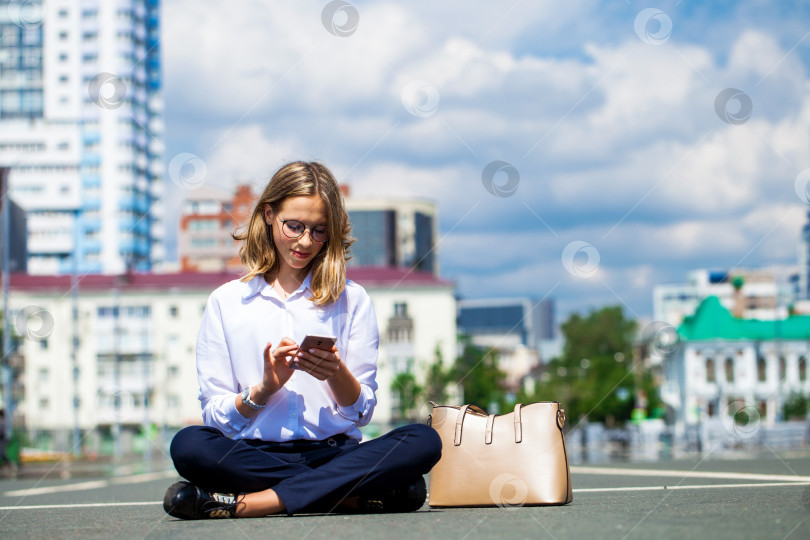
[
  {"left": 571, "top": 466, "right": 810, "bottom": 483},
  {"left": 3, "top": 470, "right": 178, "bottom": 497},
  {"left": 574, "top": 481, "right": 810, "bottom": 493},
  {"left": 0, "top": 501, "right": 161, "bottom": 511},
  {"left": 2, "top": 481, "right": 809, "bottom": 511}
]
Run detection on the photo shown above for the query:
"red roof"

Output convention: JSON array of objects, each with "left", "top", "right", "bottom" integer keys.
[{"left": 8, "top": 267, "right": 453, "bottom": 293}]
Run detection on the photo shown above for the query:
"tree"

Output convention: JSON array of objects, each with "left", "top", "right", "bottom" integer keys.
[
  {"left": 423, "top": 343, "right": 453, "bottom": 404},
  {"left": 390, "top": 370, "right": 422, "bottom": 422},
  {"left": 529, "top": 306, "right": 643, "bottom": 425},
  {"left": 453, "top": 335, "right": 507, "bottom": 413},
  {"left": 783, "top": 392, "right": 809, "bottom": 420}
]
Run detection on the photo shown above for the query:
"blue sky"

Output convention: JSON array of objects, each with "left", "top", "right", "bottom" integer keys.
[{"left": 161, "top": 0, "right": 810, "bottom": 323}]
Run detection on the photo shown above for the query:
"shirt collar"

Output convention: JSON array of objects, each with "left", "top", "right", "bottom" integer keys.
[
  {"left": 240, "top": 272, "right": 313, "bottom": 301},
  {"left": 241, "top": 274, "right": 272, "bottom": 301}
]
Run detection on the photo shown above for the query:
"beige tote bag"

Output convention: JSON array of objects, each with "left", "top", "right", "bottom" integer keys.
[{"left": 427, "top": 402, "right": 573, "bottom": 507}]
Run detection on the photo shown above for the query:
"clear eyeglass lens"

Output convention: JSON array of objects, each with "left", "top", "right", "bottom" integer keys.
[
  {"left": 284, "top": 221, "right": 305, "bottom": 236},
  {"left": 283, "top": 220, "right": 327, "bottom": 242},
  {"left": 312, "top": 227, "right": 328, "bottom": 242}
]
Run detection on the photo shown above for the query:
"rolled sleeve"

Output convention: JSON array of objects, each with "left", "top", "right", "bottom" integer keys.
[
  {"left": 201, "top": 393, "right": 250, "bottom": 436},
  {"left": 337, "top": 283, "right": 379, "bottom": 427},
  {"left": 197, "top": 292, "right": 251, "bottom": 436},
  {"left": 337, "top": 384, "right": 376, "bottom": 426}
]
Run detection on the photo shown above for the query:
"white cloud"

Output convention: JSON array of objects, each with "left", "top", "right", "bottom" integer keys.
[
  {"left": 160, "top": 0, "right": 810, "bottom": 320},
  {"left": 198, "top": 125, "right": 303, "bottom": 188}
]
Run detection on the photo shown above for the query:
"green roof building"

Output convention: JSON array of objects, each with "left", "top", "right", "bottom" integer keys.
[{"left": 662, "top": 296, "right": 810, "bottom": 440}]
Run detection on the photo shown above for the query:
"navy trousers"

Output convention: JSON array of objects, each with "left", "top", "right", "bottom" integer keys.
[{"left": 169, "top": 423, "right": 442, "bottom": 515}]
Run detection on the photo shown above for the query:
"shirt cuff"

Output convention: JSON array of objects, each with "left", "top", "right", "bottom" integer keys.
[
  {"left": 207, "top": 393, "right": 250, "bottom": 436},
  {"left": 337, "top": 385, "right": 375, "bottom": 426}
]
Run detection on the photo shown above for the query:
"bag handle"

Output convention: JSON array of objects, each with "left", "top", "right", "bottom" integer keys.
[
  {"left": 453, "top": 404, "right": 488, "bottom": 446},
  {"left": 455, "top": 404, "right": 528, "bottom": 446},
  {"left": 513, "top": 403, "right": 523, "bottom": 443},
  {"left": 485, "top": 414, "right": 495, "bottom": 444}
]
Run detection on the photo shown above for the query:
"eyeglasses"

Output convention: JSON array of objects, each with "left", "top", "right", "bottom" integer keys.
[{"left": 278, "top": 219, "right": 328, "bottom": 243}]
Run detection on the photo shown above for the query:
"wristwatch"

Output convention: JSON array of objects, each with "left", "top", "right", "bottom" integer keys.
[{"left": 240, "top": 386, "right": 267, "bottom": 410}]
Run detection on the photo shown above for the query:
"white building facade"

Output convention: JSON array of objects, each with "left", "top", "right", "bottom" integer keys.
[
  {"left": 662, "top": 296, "right": 810, "bottom": 442},
  {"left": 0, "top": 0, "right": 164, "bottom": 275},
  {"left": 9, "top": 268, "right": 456, "bottom": 452}
]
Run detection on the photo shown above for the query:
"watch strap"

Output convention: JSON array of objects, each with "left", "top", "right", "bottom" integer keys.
[{"left": 241, "top": 386, "right": 267, "bottom": 410}]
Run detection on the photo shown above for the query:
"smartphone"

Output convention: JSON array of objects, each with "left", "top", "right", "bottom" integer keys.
[{"left": 290, "top": 334, "right": 337, "bottom": 369}]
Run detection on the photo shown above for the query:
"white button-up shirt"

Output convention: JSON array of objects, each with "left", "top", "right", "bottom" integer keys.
[{"left": 196, "top": 273, "right": 379, "bottom": 441}]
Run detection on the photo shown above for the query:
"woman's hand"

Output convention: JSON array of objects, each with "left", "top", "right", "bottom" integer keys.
[
  {"left": 253, "top": 338, "right": 298, "bottom": 402},
  {"left": 296, "top": 345, "right": 361, "bottom": 407},
  {"left": 294, "top": 345, "right": 342, "bottom": 381}
]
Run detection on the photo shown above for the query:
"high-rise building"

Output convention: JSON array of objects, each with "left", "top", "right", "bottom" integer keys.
[
  {"left": 345, "top": 193, "right": 439, "bottom": 275},
  {"left": 798, "top": 210, "right": 810, "bottom": 300},
  {"left": 457, "top": 297, "right": 555, "bottom": 349},
  {"left": 0, "top": 0, "right": 164, "bottom": 274},
  {"left": 0, "top": 167, "right": 27, "bottom": 271},
  {"left": 179, "top": 184, "right": 253, "bottom": 272},
  {"left": 176, "top": 184, "right": 441, "bottom": 276}
]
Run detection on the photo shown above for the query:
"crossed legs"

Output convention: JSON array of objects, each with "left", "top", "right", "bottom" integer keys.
[{"left": 169, "top": 423, "right": 442, "bottom": 516}]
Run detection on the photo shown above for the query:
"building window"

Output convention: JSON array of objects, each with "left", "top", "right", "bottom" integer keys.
[
  {"left": 705, "top": 358, "right": 716, "bottom": 383},
  {"left": 757, "top": 356, "right": 766, "bottom": 382},
  {"left": 779, "top": 357, "right": 786, "bottom": 382},
  {"left": 724, "top": 358, "right": 734, "bottom": 383},
  {"left": 169, "top": 306, "right": 178, "bottom": 318},
  {"left": 800, "top": 356, "right": 807, "bottom": 382}
]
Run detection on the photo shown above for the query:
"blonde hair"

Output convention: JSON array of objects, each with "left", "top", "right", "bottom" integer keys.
[{"left": 234, "top": 161, "right": 354, "bottom": 305}]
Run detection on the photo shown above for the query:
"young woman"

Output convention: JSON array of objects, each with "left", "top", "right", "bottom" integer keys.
[{"left": 163, "top": 161, "right": 441, "bottom": 519}]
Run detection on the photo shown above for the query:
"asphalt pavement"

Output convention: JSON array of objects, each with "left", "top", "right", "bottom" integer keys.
[{"left": 0, "top": 449, "right": 809, "bottom": 539}]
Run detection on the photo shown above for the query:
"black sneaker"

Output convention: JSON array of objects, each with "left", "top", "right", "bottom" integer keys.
[
  {"left": 340, "top": 476, "right": 427, "bottom": 514},
  {"left": 163, "top": 481, "right": 241, "bottom": 519}
]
